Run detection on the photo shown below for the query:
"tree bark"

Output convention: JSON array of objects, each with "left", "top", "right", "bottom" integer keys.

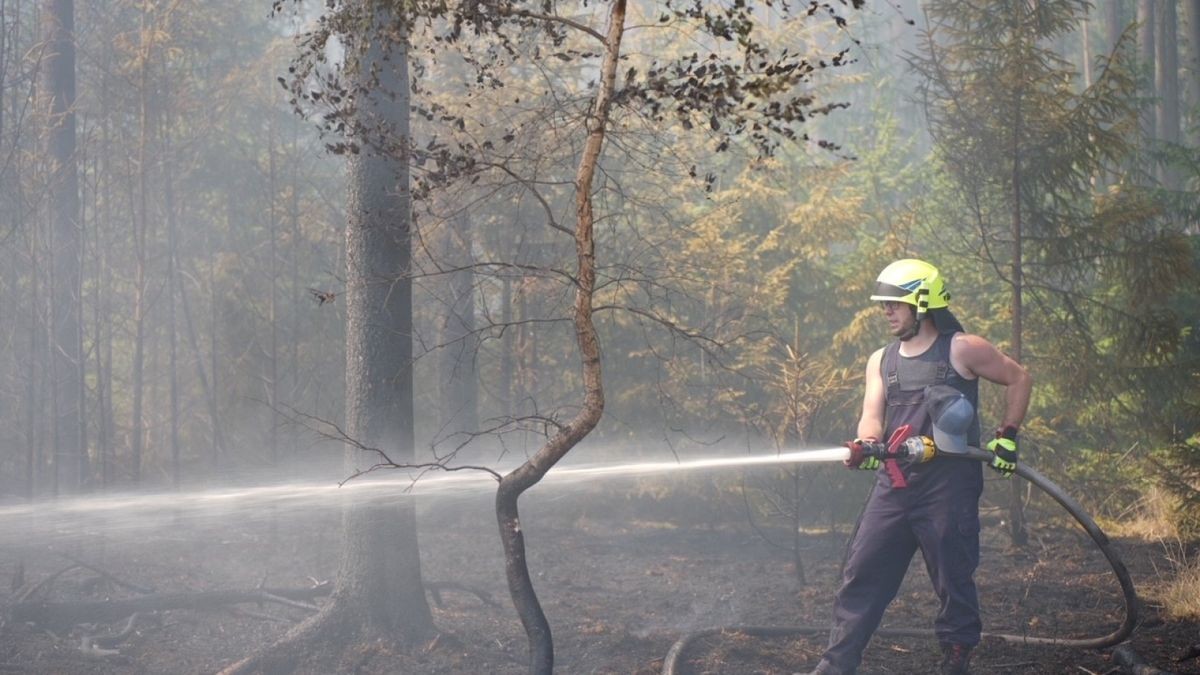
[
  {"left": 131, "top": 0, "right": 152, "bottom": 484},
  {"left": 1007, "top": 2, "right": 1028, "bottom": 548},
  {"left": 1156, "top": 0, "right": 1180, "bottom": 186},
  {"left": 1106, "top": 0, "right": 1123, "bottom": 55},
  {"left": 219, "top": 9, "right": 432, "bottom": 673},
  {"left": 335, "top": 4, "right": 432, "bottom": 642},
  {"left": 164, "top": 82, "right": 181, "bottom": 487},
  {"left": 1188, "top": 1, "right": 1200, "bottom": 143},
  {"left": 438, "top": 210, "right": 478, "bottom": 448},
  {"left": 41, "top": 0, "right": 84, "bottom": 493},
  {"left": 1138, "top": 0, "right": 1157, "bottom": 143}
]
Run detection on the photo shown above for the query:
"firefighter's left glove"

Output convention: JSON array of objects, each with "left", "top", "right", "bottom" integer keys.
[
  {"left": 986, "top": 426, "right": 1019, "bottom": 477},
  {"left": 844, "top": 437, "right": 881, "bottom": 471}
]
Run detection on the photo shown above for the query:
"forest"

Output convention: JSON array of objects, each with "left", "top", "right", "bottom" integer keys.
[{"left": 0, "top": 0, "right": 1198, "bottom": 673}]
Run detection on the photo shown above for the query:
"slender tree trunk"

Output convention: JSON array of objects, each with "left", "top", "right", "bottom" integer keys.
[
  {"left": 289, "top": 118, "right": 301, "bottom": 409},
  {"left": 131, "top": 0, "right": 151, "bottom": 483},
  {"left": 1187, "top": 1, "right": 1200, "bottom": 143},
  {"left": 1138, "top": 0, "right": 1157, "bottom": 144},
  {"left": 267, "top": 118, "right": 279, "bottom": 466},
  {"left": 41, "top": 0, "right": 84, "bottom": 493},
  {"left": 95, "top": 76, "right": 113, "bottom": 488},
  {"left": 1106, "top": 0, "right": 1123, "bottom": 55},
  {"left": 500, "top": 275, "right": 513, "bottom": 415},
  {"left": 211, "top": 202, "right": 226, "bottom": 472},
  {"left": 1006, "top": 4, "right": 1028, "bottom": 548},
  {"left": 495, "top": 3, "right": 624, "bottom": 672},
  {"left": 164, "top": 88, "right": 181, "bottom": 487},
  {"left": 1156, "top": 0, "right": 1180, "bottom": 186},
  {"left": 26, "top": 219, "right": 40, "bottom": 497},
  {"left": 178, "top": 260, "right": 225, "bottom": 465},
  {"left": 438, "top": 211, "right": 478, "bottom": 446},
  {"left": 1081, "top": 14, "right": 1092, "bottom": 88}
]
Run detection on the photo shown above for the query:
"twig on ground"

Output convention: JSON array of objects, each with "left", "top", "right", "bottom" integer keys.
[
  {"left": 425, "top": 580, "right": 502, "bottom": 609},
  {"left": 80, "top": 611, "right": 158, "bottom": 656},
  {"left": 58, "top": 554, "right": 154, "bottom": 595},
  {"left": 14, "top": 564, "right": 81, "bottom": 603}
]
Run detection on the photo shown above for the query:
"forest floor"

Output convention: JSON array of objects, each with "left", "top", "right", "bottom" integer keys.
[{"left": 1, "top": 469, "right": 1198, "bottom": 675}]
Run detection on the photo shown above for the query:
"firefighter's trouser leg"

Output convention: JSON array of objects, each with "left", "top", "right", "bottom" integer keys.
[
  {"left": 822, "top": 489, "right": 917, "bottom": 673},
  {"left": 915, "top": 475, "right": 982, "bottom": 647}
]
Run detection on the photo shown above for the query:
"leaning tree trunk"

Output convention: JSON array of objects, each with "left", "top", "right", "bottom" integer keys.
[{"left": 494, "top": 3, "right": 625, "bottom": 673}]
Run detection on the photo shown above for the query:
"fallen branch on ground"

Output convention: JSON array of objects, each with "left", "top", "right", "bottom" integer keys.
[
  {"left": 425, "top": 580, "right": 502, "bottom": 609},
  {"left": 11, "top": 582, "right": 332, "bottom": 630}
]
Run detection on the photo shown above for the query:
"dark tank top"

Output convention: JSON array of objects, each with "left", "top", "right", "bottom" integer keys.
[{"left": 879, "top": 332, "right": 982, "bottom": 490}]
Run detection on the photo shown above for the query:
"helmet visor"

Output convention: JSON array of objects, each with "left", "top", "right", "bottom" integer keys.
[{"left": 869, "top": 281, "right": 917, "bottom": 303}]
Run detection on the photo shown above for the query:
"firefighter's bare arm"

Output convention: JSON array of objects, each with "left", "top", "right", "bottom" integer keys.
[
  {"left": 950, "top": 333, "right": 1032, "bottom": 430},
  {"left": 857, "top": 347, "right": 887, "bottom": 440}
]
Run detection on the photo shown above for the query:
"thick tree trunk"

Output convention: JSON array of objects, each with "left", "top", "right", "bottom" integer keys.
[
  {"left": 336, "top": 7, "right": 432, "bottom": 641},
  {"left": 41, "top": 0, "right": 84, "bottom": 493},
  {"left": 495, "top": 3, "right": 624, "bottom": 673},
  {"left": 219, "top": 10, "right": 432, "bottom": 674}
]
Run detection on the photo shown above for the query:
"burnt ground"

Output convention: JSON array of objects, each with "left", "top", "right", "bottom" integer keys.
[{"left": 1, "top": 470, "right": 1198, "bottom": 675}]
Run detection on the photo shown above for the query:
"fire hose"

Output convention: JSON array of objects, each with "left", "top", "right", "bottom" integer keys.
[{"left": 660, "top": 437, "right": 1147, "bottom": 674}]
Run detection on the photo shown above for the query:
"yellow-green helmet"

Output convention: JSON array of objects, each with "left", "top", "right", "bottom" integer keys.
[{"left": 869, "top": 259, "right": 950, "bottom": 318}]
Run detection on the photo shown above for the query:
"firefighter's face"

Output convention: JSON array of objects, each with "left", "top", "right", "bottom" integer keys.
[{"left": 879, "top": 301, "right": 915, "bottom": 337}]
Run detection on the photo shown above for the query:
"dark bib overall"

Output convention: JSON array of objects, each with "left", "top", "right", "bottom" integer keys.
[{"left": 823, "top": 333, "right": 983, "bottom": 672}]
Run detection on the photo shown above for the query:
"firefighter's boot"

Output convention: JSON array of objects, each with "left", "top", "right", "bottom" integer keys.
[{"left": 939, "top": 643, "right": 972, "bottom": 674}]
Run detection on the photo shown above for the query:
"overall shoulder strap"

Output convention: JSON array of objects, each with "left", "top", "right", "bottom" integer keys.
[
  {"left": 883, "top": 341, "right": 902, "bottom": 398},
  {"left": 934, "top": 333, "right": 951, "bottom": 383}
]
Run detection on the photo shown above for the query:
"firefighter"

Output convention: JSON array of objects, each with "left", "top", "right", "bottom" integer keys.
[{"left": 805, "top": 259, "right": 1032, "bottom": 675}]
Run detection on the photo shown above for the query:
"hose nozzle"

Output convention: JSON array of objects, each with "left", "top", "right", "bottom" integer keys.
[{"left": 861, "top": 434, "right": 935, "bottom": 463}]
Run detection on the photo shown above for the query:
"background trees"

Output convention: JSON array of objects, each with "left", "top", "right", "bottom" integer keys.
[{"left": 0, "top": 0, "right": 1197, "bottom": 667}]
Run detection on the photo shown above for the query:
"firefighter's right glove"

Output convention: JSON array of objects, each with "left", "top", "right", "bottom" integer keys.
[
  {"left": 844, "top": 437, "right": 881, "bottom": 471},
  {"left": 986, "top": 426, "right": 1019, "bottom": 477}
]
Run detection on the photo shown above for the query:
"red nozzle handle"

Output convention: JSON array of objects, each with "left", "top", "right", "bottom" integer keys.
[{"left": 883, "top": 424, "right": 912, "bottom": 488}]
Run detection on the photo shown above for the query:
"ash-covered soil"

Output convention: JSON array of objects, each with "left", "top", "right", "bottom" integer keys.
[{"left": 1, "top": 469, "right": 1197, "bottom": 674}]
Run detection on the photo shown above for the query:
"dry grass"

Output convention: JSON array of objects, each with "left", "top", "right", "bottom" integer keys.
[
  {"left": 1103, "top": 487, "right": 1200, "bottom": 619},
  {"left": 1105, "top": 486, "right": 1182, "bottom": 540},
  {"left": 1158, "top": 553, "right": 1200, "bottom": 620}
]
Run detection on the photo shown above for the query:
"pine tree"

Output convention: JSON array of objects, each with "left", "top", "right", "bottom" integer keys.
[{"left": 911, "top": 0, "right": 1195, "bottom": 535}]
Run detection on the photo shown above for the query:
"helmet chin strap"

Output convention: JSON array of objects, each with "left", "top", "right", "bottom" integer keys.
[{"left": 899, "top": 285, "right": 930, "bottom": 341}]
